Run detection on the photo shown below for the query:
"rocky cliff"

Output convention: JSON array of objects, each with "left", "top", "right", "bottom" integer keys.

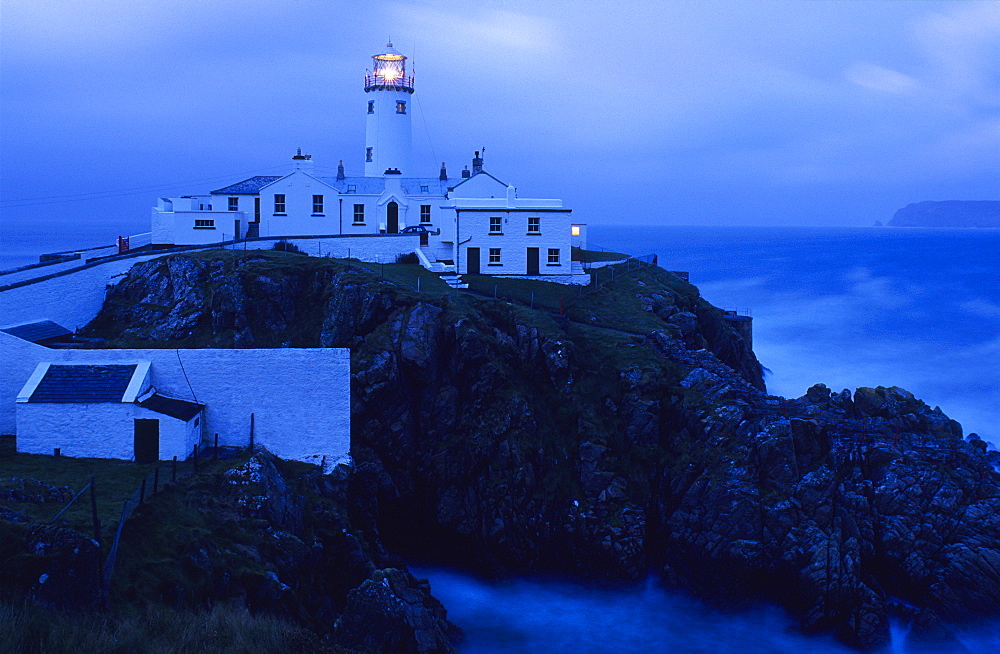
[
  {"left": 82, "top": 249, "right": 1000, "bottom": 650},
  {"left": 889, "top": 200, "right": 1000, "bottom": 228}
]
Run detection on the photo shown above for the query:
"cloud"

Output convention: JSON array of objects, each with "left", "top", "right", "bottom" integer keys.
[{"left": 844, "top": 62, "right": 919, "bottom": 95}]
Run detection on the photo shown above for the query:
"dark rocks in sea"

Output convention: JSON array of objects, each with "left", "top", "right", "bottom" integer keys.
[
  {"left": 74, "top": 250, "right": 1000, "bottom": 650},
  {"left": 889, "top": 200, "right": 1000, "bottom": 228}
]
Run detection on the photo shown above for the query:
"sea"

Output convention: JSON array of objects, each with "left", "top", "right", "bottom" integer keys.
[{"left": 3, "top": 224, "right": 998, "bottom": 651}]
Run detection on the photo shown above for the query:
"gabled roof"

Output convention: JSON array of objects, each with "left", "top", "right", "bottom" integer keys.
[
  {"left": 137, "top": 393, "right": 204, "bottom": 421},
  {"left": 211, "top": 176, "right": 283, "bottom": 195},
  {"left": 28, "top": 364, "right": 138, "bottom": 403},
  {"left": 446, "top": 170, "right": 508, "bottom": 192},
  {"left": 1, "top": 320, "right": 72, "bottom": 344}
]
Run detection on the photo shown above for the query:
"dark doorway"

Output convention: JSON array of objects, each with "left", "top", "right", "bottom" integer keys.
[
  {"left": 420, "top": 231, "right": 429, "bottom": 247},
  {"left": 527, "top": 247, "right": 540, "bottom": 275},
  {"left": 134, "top": 419, "right": 159, "bottom": 463},
  {"left": 387, "top": 202, "right": 399, "bottom": 234},
  {"left": 467, "top": 247, "right": 481, "bottom": 275},
  {"left": 234, "top": 219, "right": 241, "bottom": 240},
  {"left": 254, "top": 197, "right": 260, "bottom": 223}
]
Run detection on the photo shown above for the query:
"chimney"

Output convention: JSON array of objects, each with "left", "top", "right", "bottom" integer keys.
[
  {"left": 472, "top": 150, "right": 483, "bottom": 175},
  {"left": 461, "top": 165, "right": 471, "bottom": 179},
  {"left": 439, "top": 162, "right": 448, "bottom": 181},
  {"left": 337, "top": 159, "right": 345, "bottom": 181}
]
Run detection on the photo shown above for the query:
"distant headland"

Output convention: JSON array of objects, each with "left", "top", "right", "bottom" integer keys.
[{"left": 889, "top": 200, "right": 1000, "bottom": 228}]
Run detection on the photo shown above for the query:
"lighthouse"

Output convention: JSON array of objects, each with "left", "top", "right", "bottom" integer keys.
[{"left": 364, "top": 42, "right": 414, "bottom": 177}]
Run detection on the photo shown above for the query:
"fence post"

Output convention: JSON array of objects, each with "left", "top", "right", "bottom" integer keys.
[
  {"left": 530, "top": 292, "right": 534, "bottom": 309},
  {"left": 417, "top": 277, "right": 421, "bottom": 294},
  {"left": 559, "top": 296, "right": 564, "bottom": 316},
  {"left": 172, "top": 456, "right": 177, "bottom": 482},
  {"left": 250, "top": 413, "right": 255, "bottom": 453},
  {"left": 54, "top": 447, "right": 60, "bottom": 458},
  {"left": 214, "top": 433, "right": 219, "bottom": 461},
  {"left": 153, "top": 467, "right": 159, "bottom": 496},
  {"left": 493, "top": 284, "right": 498, "bottom": 299},
  {"left": 193, "top": 444, "right": 199, "bottom": 473},
  {"left": 89, "top": 475, "right": 100, "bottom": 544},
  {"left": 139, "top": 478, "right": 146, "bottom": 505}
]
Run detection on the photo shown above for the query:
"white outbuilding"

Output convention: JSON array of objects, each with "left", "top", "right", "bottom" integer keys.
[{"left": 16, "top": 361, "right": 204, "bottom": 462}]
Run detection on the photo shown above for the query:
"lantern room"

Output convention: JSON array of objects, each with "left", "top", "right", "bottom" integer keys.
[{"left": 365, "top": 42, "right": 414, "bottom": 92}]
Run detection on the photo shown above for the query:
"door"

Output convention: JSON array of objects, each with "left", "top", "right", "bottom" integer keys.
[
  {"left": 134, "top": 418, "right": 159, "bottom": 463},
  {"left": 234, "top": 219, "right": 241, "bottom": 240},
  {"left": 254, "top": 197, "right": 260, "bottom": 223},
  {"left": 467, "top": 247, "right": 481, "bottom": 275},
  {"left": 527, "top": 247, "right": 540, "bottom": 275},
  {"left": 420, "top": 231, "right": 429, "bottom": 247},
  {"left": 387, "top": 202, "right": 399, "bottom": 234}
]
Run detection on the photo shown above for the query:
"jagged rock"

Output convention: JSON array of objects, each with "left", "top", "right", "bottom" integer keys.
[
  {"left": 23, "top": 525, "right": 102, "bottom": 610},
  {"left": 335, "top": 568, "right": 457, "bottom": 653}
]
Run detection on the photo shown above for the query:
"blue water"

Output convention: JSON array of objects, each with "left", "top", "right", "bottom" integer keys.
[{"left": 591, "top": 226, "right": 1000, "bottom": 443}]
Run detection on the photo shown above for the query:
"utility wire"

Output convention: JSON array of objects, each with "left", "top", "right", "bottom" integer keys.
[{"left": 1, "top": 165, "right": 291, "bottom": 208}]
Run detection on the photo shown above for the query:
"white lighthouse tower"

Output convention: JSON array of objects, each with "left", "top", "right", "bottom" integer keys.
[{"left": 364, "top": 42, "right": 414, "bottom": 177}]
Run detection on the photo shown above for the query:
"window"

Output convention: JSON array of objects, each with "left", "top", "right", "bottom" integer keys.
[
  {"left": 366, "top": 147, "right": 373, "bottom": 162},
  {"left": 528, "top": 217, "right": 540, "bottom": 233},
  {"left": 571, "top": 225, "right": 581, "bottom": 236},
  {"left": 228, "top": 197, "right": 239, "bottom": 211},
  {"left": 347, "top": 184, "right": 356, "bottom": 192},
  {"left": 420, "top": 205, "right": 432, "bottom": 223},
  {"left": 420, "top": 185, "right": 429, "bottom": 193},
  {"left": 353, "top": 204, "right": 365, "bottom": 223},
  {"left": 489, "top": 248, "right": 501, "bottom": 265},
  {"left": 368, "top": 100, "right": 374, "bottom": 114},
  {"left": 312, "top": 194, "right": 324, "bottom": 214},
  {"left": 274, "top": 194, "right": 286, "bottom": 214},
  {"left": 547, "top": 248, "right": 560, "bottom": 265},
  {"left": 194, "top": 219, "right": 215, "bottom": 229},
  {"left": 489, "top": 216, "right": 502, "bottom": 234},
  {"left": 396, "top": 100, "right": 406, "bottom": 114}
]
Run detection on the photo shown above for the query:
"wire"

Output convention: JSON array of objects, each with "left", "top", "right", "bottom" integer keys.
[{"left": 0, "top": 165, "right": 291, "bottom": 208}]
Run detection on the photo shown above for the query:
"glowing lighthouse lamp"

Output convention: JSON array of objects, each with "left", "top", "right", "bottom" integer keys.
[{"left": 364, "top": 42, "right": 415, "bottom": 177}]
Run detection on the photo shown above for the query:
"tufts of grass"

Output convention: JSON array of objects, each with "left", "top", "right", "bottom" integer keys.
[{"left": 0, "top": 601, "right": 343, "bottom": 654}]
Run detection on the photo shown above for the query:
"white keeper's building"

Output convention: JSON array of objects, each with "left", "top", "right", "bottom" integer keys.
[{"left": 151, "top": 43, "right": 589, "bottom": 284}]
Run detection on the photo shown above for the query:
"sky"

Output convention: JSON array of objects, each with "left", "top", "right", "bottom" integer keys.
[{"left": 2, "top": 0, "right": 999, "bottom": 253}]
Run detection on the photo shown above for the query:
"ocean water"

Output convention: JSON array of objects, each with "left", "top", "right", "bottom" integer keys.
[{"left": 590, "top": 225, "right": 1000, "bottom": 444}]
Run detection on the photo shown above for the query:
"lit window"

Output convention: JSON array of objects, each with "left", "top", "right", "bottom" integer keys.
[
  {"left": 396, "top": 101, "right": 406, "bottom": 114},
  {"left": 274, "top": 194, "right": 286, "bottom": 214},
  {"left": 194, "top": 219, "right": 215, "bottom": 229},
  {"left": 420, "top": 205, "right": 432, "bottom": 223},
  {"left": 528, "top": 217, "right": 540, "bottom": 233},
  {"left": 489, "top": 216, "right": 502, "bottom": 234},
  {"left": 571, "top": 225, "right": 581, "bottom": 236},
  {"left": 489, "top": 248, "right": 501, "bottom": 264},
  {"left": 548, "top": 248, "right": 560, "bottom": 264},
  {"left": 353, "top": 204, "right": 365, "bottom": 223},
  {"left": 366, "top": 147, "right": 373, "bottom": 162},
  {"left": 228, "top": 197, "right": 239, "bottom": 211},
  {"left": 368, "top": 100, "right": 374, "bottom": 114},
  {"left": 312, "top": 195, "right": 324, "bottom": 214}
]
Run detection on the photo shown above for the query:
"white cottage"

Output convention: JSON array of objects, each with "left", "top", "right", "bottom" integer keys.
[
  {"left": 16, "top": 361, "right": 204, "bottom": 462},
  {"left": 151, "top": 43, "right": 589, "bottom": 285}
]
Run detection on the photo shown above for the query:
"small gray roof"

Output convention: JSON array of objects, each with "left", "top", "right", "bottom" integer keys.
[
  {"left": 137, "top": 393, "right": 204, "bottom": 421},
  {"left": 1, "top": 320, "right": 72, "bottom": 343},
  {"left": 211, "top": 176, "right": 283, "bottom": 195},
  {"left": 29, "top": 364, "right": 137, "bottom": 403}
]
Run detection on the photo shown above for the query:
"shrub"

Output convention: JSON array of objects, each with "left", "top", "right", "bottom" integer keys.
[
  {"left": 395, "top": 252, "right": 419, "bottom": 264},
  {"left": 271, "top": 241, "right": 305, "bottom": 254}
]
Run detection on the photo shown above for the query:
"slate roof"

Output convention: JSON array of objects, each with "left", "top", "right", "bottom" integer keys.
[
  {"left": 211, "top": 176, "right": 283, "bottom": 195},
  {"left": 1, "top": 320, "right": 72, "bottom": 344},
  {"left": 137, "top": 393, "right": 204, "bottom": 421},
  {"left": 314, "top": 177, "right": 459, "bottom": 196},
  {"left": 29, "top": 364, "right": 138, "bottom": 403}
]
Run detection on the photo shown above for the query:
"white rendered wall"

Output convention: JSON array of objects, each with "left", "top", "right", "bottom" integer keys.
[
  {"left": 16, "top": 402, "right": 195, "bottom": 460},
  {"left": 457, "top": 209, "right": 573, "bottom": 277},
  {"left": 52, "top": 348, "right": 351, "bottom": 467},
  {"left": 258, "top": 172, "right": 340, "bottom": 236},
  {"left": 0, "top": 333, "right": 47, "bottom": 434},
  {"left": 364, "top": 87, "right": 413, "bottom": 176},
  {"left": 153, "top": 208, "right": 244, "bottom": 245}
]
